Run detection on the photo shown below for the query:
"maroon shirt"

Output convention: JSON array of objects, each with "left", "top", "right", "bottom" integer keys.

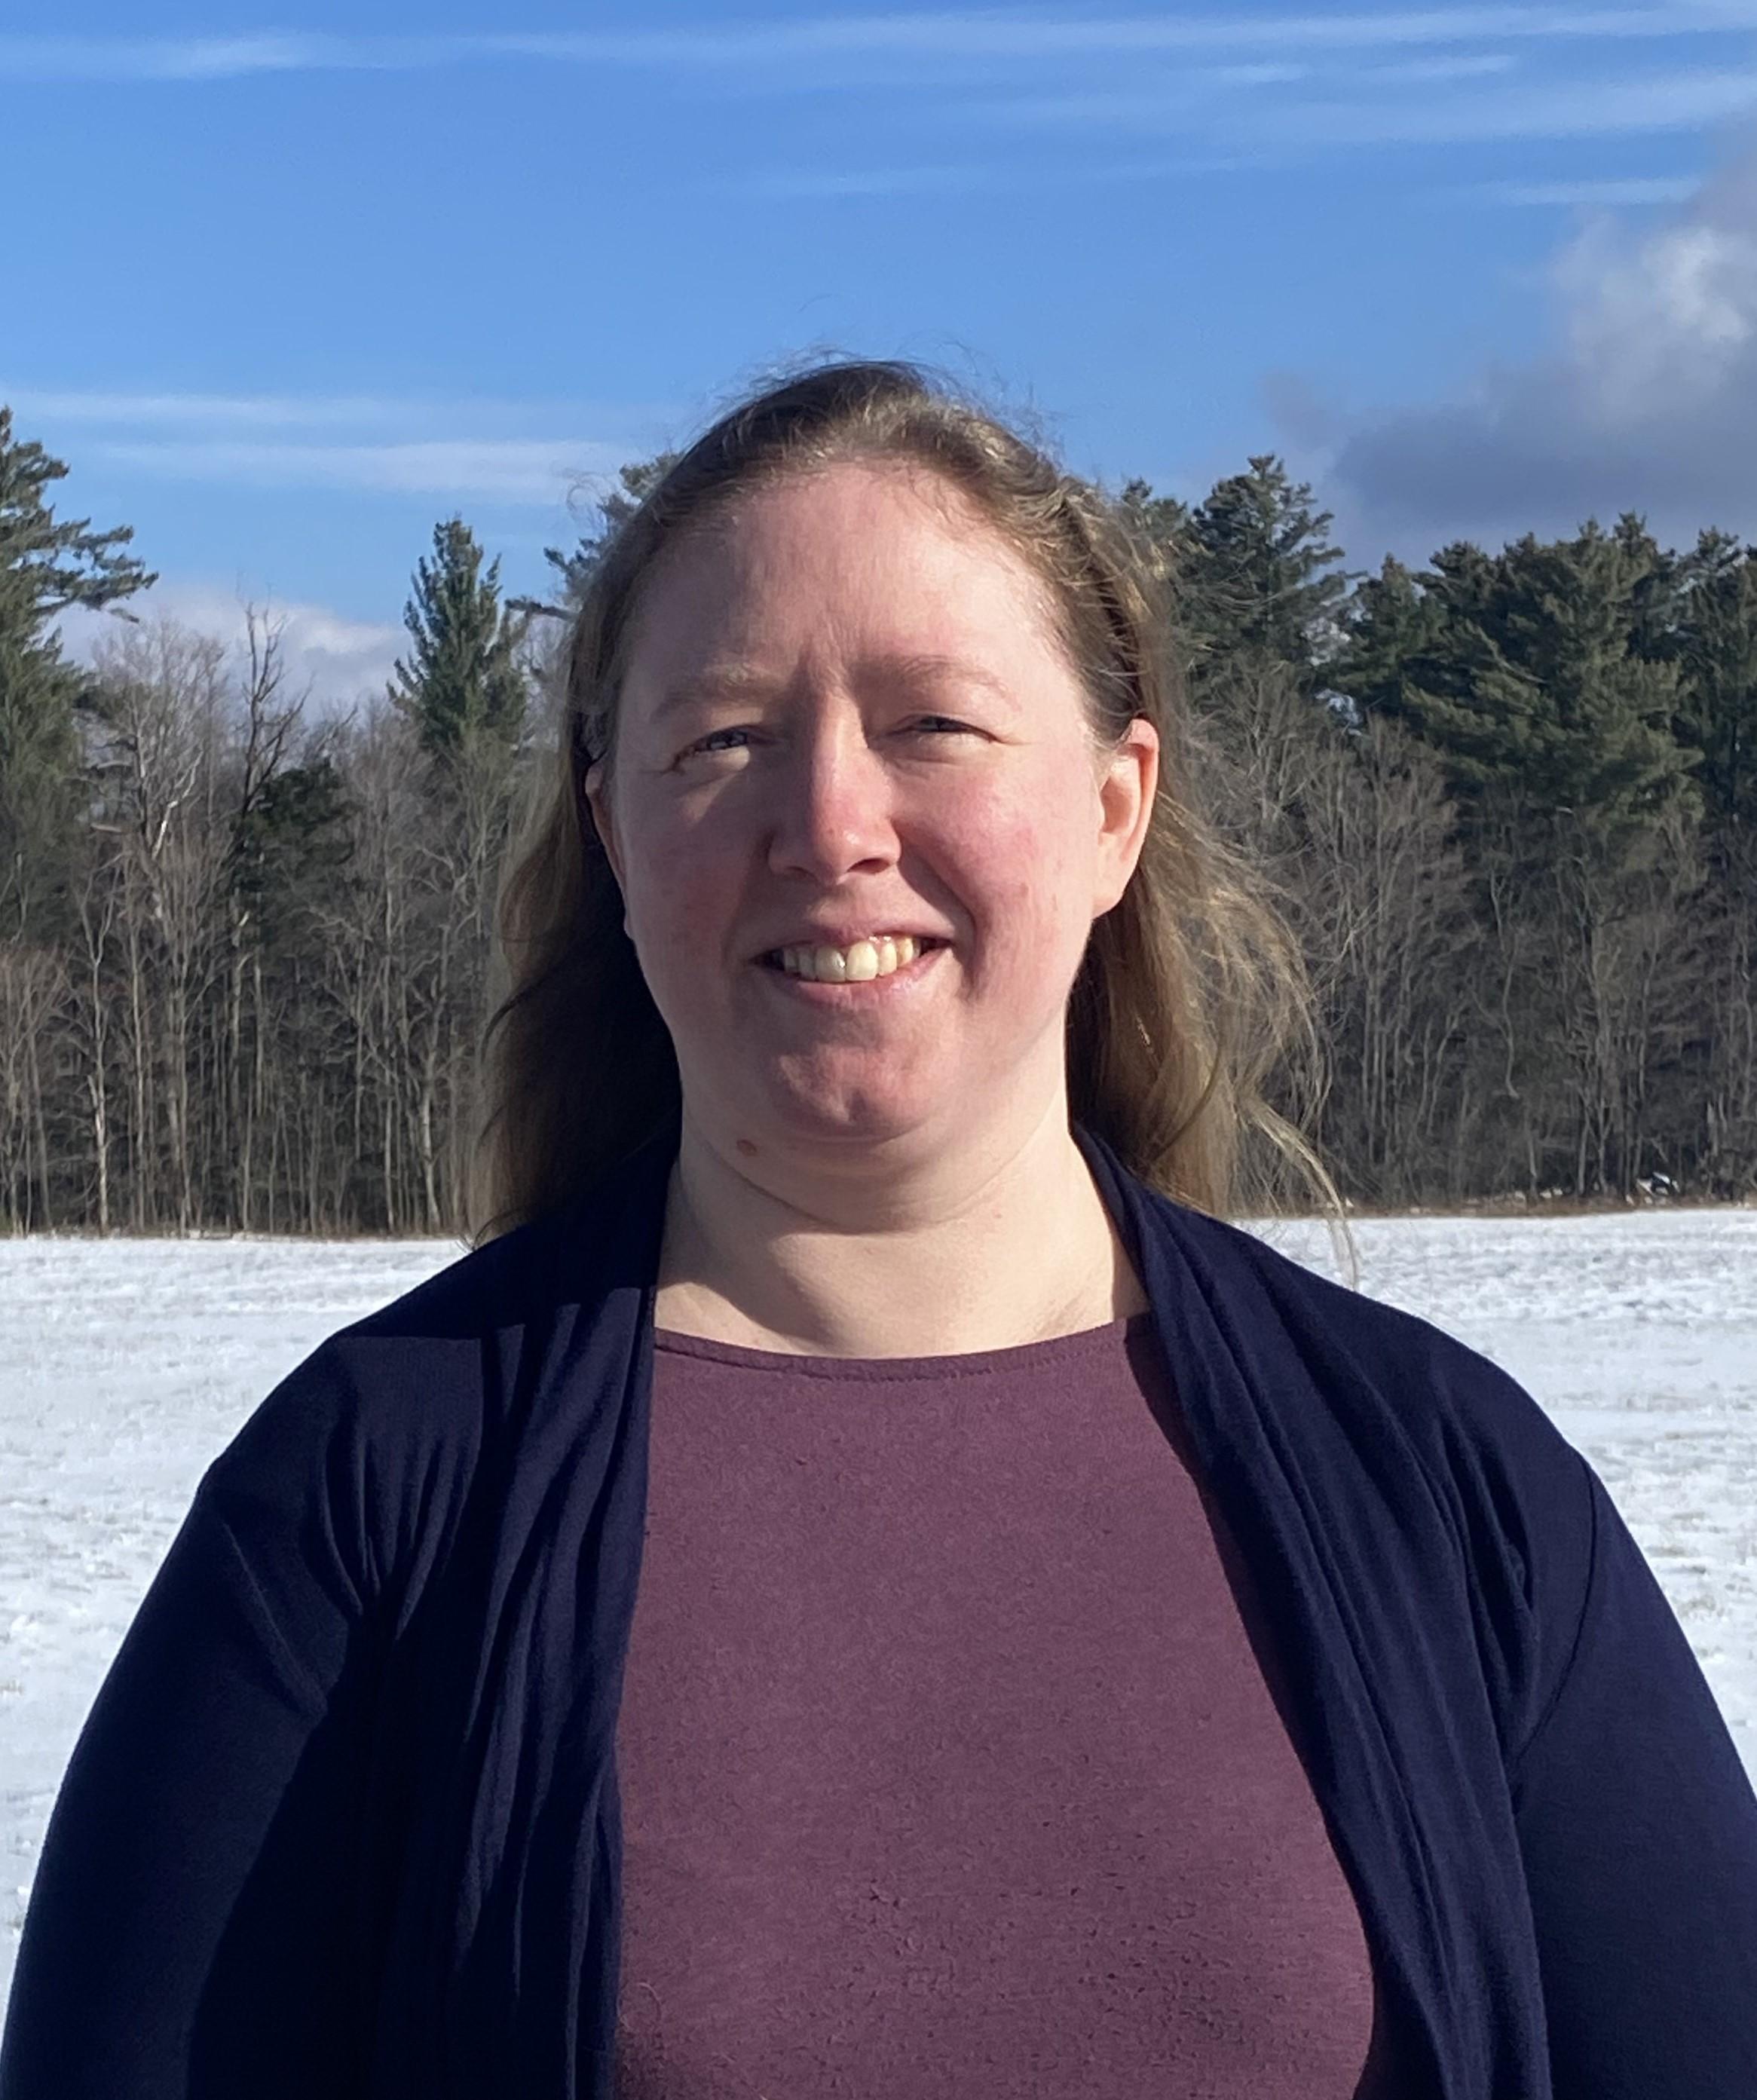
[{"left": 613, "top": 1313, "right": 1388, "bottom": 2098}]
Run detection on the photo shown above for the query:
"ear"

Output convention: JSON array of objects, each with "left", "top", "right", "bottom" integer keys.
[
  {"left": 1091, "top": 717, "right": 1159, "bottom": 919},
  {"left": 582, "top": 760, "right": 634, "bottom": 938},
  {"left": 582, "top": 758, "right": 626, "bottom": 891}
]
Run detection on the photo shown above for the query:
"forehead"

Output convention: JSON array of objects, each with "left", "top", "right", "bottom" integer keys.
[{"left": 620, "top": 461, "right": 1067, "bottom": 683}]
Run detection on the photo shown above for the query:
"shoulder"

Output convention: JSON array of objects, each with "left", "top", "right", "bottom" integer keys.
[
  {"left": 194, "top": 1116, "right": 676, "bottom": 1552},
  {"left": 1154, "top": 1199, "right": 1599, "bottom": 1758},
  {"left": 1168, "top": 1199, "right": 1581, "bottom": 1485},
  {"left": 191, "top": 1195, "right": 630, "bottom": 1599},
  {"left": 220, "top": 1207, "right": 576, "bottom": 1451}
]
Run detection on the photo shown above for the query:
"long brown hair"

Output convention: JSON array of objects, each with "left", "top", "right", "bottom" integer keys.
[{"left": 469, "top": 357, "right": 1336, "bottom": 1241}]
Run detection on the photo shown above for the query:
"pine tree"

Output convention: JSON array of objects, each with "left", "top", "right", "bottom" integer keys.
[
  {"left": 542, "top": 452, "right": 680, "bottom": 612},
  {"left": 1182, "top": 455, "right": 1353, "bottom": 691},
  {"left": 1341, "top": 524, "right": 1697, "bottom": 846},
  {"left": 0, "top": 406, "right": 154, "bottom": 929},
  {"left": 1667, "top": 529, "right": 1757, "bottom": 836},
  {"left": 1333, "top": 556, "right": 1444, "bottom": 726},
  {"left": 390, "top": 517, "right": 528, "bottom": 764},
  {"left": 1114, "top": 477, "right": 1190, "bottom": 565}
]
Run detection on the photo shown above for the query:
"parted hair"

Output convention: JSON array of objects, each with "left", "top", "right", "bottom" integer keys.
[{"left": 467, "top": 357, "right": 1335, "bottom": 1242}]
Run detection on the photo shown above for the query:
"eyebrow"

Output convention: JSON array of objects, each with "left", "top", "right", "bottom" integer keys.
[
  {"left": 652, "top": 654, "right": 1011, "bottom": 721},
  {"left": 650, "top": 666, "right": 785, "bottom": 723}
]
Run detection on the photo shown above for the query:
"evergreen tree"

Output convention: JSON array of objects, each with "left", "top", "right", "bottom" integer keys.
[
  {"left": 0, "top": 406, "right": 154, "bottom": 929},
  {"left": 1334, "top": 556, "right": 1444, "bottom": 726},
  {"left": 1114, "top": 476, "right": 1190, "bottom": 565},
  {"left": 1667, "top": 529, "right": 1757, "bottom": 835},
  {"left": 1182, "top": 455, "right": 1353, "bottom": 691},
  {"left": 542, "top": 452, "right": 680, "bottom": 612},
  {"left": 1612, "top": 511, "right": 1680, "bottom": 665},
  {"left": 390, "top": 518, "right": 528, "bottom": 764},
  {"left": 1342, "top": 524, "right": 1697, "bottom": 846},
  {"left": 232, "top": 757, "right": 352, "bottom": 940}
]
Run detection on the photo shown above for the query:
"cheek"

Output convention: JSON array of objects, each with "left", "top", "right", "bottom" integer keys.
[
  {"left": 952, "top": 779, "right": 1095, "bottom": 954},
  {"left": 620, "top": 801, "right": 731, "bottom": 932}
]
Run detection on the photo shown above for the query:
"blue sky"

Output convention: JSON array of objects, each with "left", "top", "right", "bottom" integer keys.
[{"left": 8, "top": 3, "right": 1757, "bottom": 702}]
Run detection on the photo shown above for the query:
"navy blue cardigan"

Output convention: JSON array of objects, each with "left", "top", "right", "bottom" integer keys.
[{"left": 4, "top": 1122, "right": 1755, "bottom": 2098}]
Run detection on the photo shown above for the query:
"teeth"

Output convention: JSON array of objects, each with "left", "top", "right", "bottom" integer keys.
[{"left": 776, "top": 934, "right": 925, "bottom": 981}]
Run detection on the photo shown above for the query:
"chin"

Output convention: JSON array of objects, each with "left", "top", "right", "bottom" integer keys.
[{"left": 755, "top": 1082, "right": 938, "bottom": 1149}]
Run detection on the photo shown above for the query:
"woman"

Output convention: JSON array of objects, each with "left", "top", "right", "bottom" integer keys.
[{"left": 3, "top": 358, "right": 1754, "bottom": 2099}]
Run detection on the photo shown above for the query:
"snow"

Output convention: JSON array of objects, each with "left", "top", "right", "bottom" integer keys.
[{"left": 3, "top": 1214, "right": 1755, "bottom": 2013}]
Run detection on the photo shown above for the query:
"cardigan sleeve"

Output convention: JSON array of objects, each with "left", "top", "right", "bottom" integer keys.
[
  {"left": 0, "top": 1342, "right": 384, "bottom": 2100},
  {"left": 1509, "top": 1456, "right": 1757, "bottom": 2100}
]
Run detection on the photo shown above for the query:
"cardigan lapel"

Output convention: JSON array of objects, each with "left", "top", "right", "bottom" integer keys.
[{"left": 1074, "top": 1124, "right": 1529, "bottom": 2100}]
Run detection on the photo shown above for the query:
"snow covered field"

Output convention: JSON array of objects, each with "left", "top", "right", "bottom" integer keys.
[{"left": 3, "top": 1213, "right": 1755, "bottom": 2013}]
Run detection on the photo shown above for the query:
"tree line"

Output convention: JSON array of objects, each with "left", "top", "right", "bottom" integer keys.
[{"left": 0, "top": 412, "right": 1752, "bottom": 1232}]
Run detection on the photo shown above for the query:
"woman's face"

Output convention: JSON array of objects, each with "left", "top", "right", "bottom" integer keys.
[{"left": 586, "top": 461, "right": 1158, "bottom": 1162}]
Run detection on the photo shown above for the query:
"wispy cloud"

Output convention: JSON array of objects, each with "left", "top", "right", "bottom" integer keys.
[
  {"left": 8, "top": 386, "right": 437, "bottom": 430},
  {"left": 1278, "top": 66, "right": 1757, "bottom": 143},
  {"left": 736, "top": 152, "right": 1247, "bottom": 199},
  {"left": 1471, "top": 174, "right": 1703, "bottom": 203},
  {"left": 11, "top": 15, "right": 1757, "bottom": 184},
  {"left": 1206, "top": 63, "right": 1313, "bottom": 86},
  {"left": 739, "top": 162, "right": 1027, "bottom": 201},
  {"left": 4, "top": 387, "right": 662, "bottom": 504},
  {"left": 1356, "top": 51, "right": 1520, "bottom": 82},
  {"left": 8, "top": 10, "right": 1757, "bottom": 85},
  {"left": 5, "top": 384, "right": 659, "bottom": 432},
  {"left": 980, "top": 63, "right": 1757, "bottom": 143},
  {"left": 0, "top": 34, "right": 338, "bottom": 83},
  {"left": 89, "top": 437, "right": 627, "bottom": 504}
]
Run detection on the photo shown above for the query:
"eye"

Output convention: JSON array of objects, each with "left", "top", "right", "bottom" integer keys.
[
  {"left": 684, "top": 727, "right": 750, "bottom": 757},
  {"left": 683, "top": 718, "right": 974, "bottom": 758}
]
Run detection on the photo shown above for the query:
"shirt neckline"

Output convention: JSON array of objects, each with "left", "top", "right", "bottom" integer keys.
[{"left": 650, "top": 1309, "right": 1159, "bottom": 1380}]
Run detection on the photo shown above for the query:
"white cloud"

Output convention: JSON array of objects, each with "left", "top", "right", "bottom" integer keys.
[
  {"left": 967, "top": 62, "right": 1757, "bottom": 147},
  {"left": 507, "top": 5, "right": 1757, "bottom": 56},
  {"left": 5, "top": 387, "right": 455, "bottom": 429},
  {"left": 739, "top": 163, "right": 1021, "bottom": 200},
  {"left": 8, "top": 10, "right": 1757, "bottom": 85},
  {"left": 0, "top": 33, "right": 481, "bottom": 83},
  {"left": 87, "top": 436, "right": 627, "bottom": 505},
  {"left": 54, "top": 583, "right": 403, "bottom": 715},
  {"left": 2, "top": 385, "right": 654, "bottom": 506},
  {"left": 0, "top": 34, "right": 329, "bottom": 81},
  {"left": 1472, "top": 175, "right": 1703, "bottom": 204},
  {"left": 1323, "top": 150, "right": 1757, "bottom": 552},
  {"left": 1277, "top": 66, "right": 1757, "bottom": 143},
  {"left": 1205, "top": 63, "right": 1313, "bottom": 87},
  {"left": 10, "top": 15, "right": 1757, "bottom": 179},
  {"left": 736, "top": 151, "right": 1243, "bottom": 199},
  {"left": 1356, "top": 51, "right": 1520, "bottom": 82},
  {"left": 1560, "top": 211, "right": 1757, "bottom": 417}
]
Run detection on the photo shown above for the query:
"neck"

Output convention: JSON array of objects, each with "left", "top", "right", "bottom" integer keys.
[{"left": 654, "top": 1093, "right": 1148, "bottom": 1358}]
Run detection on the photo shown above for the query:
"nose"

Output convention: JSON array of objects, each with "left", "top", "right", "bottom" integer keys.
[{"left": 765, "top": 716, "right": 900, "bottom": 883}]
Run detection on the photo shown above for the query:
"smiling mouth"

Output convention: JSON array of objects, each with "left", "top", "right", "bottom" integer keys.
[{"left": 760, "top": 935, "right": 946, "bottom": 983}]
